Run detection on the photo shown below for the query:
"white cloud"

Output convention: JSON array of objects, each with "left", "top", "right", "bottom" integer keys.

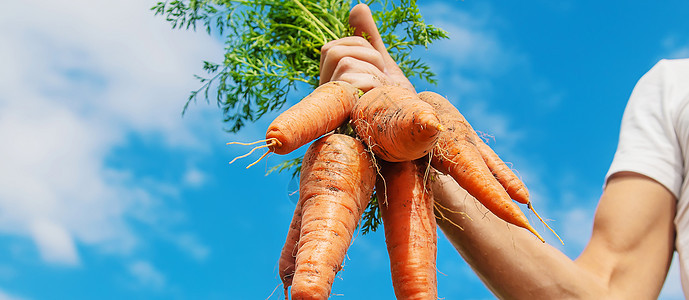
[
  {"left": 0, "top": 0, "right": 222, "bottom": 265},
  {"left": 662, "top": 36, "right": 689, "bottom": 60},
  {"left": 418, "top": 5, "right": 572, "bottom": 244},
  {"left": 0, "top": 288, "right": 26, "bottom": 300},
  {"left": 419, "top": 2, "right": 514, "bottom": 77},
  {"left": 670, "top": 48, "right": 689, "bottom": 60},
  {"left": 183, "top": 167, "right": 206, "bottom": 188},
  {"left": 173, "top": 233, "right": 210, "bottom": 261},
  {"left": 559, "top": 207, "right": 594, "bottom": 255},
  {"left": 0, "top": 95, "right": 136, "bottom": 257},
  {"left": 128, "top": 260, "right": 166, "bottom": 290},
  {"left": 29, "top": 219, "right": 79, "bottom": 266},
  {"left": 466, "top": 102, "right": 526, "bottom": 150},
  {"left": 418, "top": 1, "right": 564, "bottom": 119},
  {"left": 416, "top": 2, "right": 524, "bottom": 150}
]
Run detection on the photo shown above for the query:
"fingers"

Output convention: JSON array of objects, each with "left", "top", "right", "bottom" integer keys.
[
  {"left": 319, "top": 36, "right": 386, "bottom": 86},
  {"left": 317, "top": 3, "right": 415, "bottom": 92},
  {"left": 348, "top": 4, "right": 415, "bottom": 92},
  {"left": 331, "top": 59, "right": 389, "bottom": 92},
  {"left": 348, "top": 4, "right": 390, "bottom": 62}
]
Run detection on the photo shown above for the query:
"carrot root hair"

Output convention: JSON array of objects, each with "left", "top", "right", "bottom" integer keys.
[
  {"left": 433, "top": 200, "right": 472, "bottom": 231},
  {"left": 227, "top": 138, "right": 280, "bottom": 168},
  {"left": 528, "top": 202, "right": 564, "bottom": 245},
  {"left": 360, "top": 132, "right": 389, "bottom": 207},
  {"left": 264, "top": 282, "right": 281, "bottom": 300}
]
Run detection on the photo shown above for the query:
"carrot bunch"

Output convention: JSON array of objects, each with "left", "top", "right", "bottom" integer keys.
[{"left": 231, "top": 83, "right": 554, "bottom": 299}]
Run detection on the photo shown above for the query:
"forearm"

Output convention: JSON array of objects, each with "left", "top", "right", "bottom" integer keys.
[{"left": 432, "top": 173, "right": 605, "bottom": 299}]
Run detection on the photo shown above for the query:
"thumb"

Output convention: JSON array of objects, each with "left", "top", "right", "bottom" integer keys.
[
  {"left": 348, "top": 4, "right": 399, "bottom": 73},
  {"left": 348, "top": 4, "right": 414, "bottom": 91},
  {"left": 348, "top": 4, "right": 389, "bottom": 58}
]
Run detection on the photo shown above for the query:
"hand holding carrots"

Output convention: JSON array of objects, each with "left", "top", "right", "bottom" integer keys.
[
  {"left": 320, "top": 4, "right": 415, "bottom": 93},
  {"left": 228, "top": 3, "right": 559, "bottom": 299},
  {"left": 318, "top": 4, "right": 556, "bottom": 240}
]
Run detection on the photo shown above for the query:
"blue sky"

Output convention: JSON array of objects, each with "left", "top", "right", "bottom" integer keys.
[{"left": 1, "top": 0, "right": 689, "bottom": 299}]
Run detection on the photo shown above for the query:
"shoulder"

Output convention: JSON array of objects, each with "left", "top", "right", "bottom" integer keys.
[
  {"left": 646, "top": 58, "right": 689, "bottom": 85},
  {"left": 605, "top": 59, "right": 689, "bottom": 198},
  {"left": 630, "top": 59, "right": 689, "bottom": 111},
  {"left": 656, "top": 58, "right": 689, "bottom": 69}
]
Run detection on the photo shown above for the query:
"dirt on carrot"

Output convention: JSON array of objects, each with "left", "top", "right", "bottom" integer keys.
[
  {"left": 350, "top": 86, "right": 444, "bottom": 163},
  {"left": 278, "top": 195, "right": 304, "bottom": 299},
  {"left": 377, "top": 158, "right": 438, "bottom": 300},
  {"left": 417, "top": 91, "right": 546, "bottom": 242},
  {"left": 228, "top": 81, "right": 360, "bottom": 167},
  {"left": 475, "top": 139, "right": 530, "bottom": 205},
  {"left": 286, "top": 133, "right": 376, "bottom": 299}
]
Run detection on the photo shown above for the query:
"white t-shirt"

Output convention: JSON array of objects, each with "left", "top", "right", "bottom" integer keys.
[{"left": 606, "top": 58, "right": 689, "bottom": 296}]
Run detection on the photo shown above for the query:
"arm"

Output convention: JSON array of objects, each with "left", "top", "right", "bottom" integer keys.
[
  {"left": 320, "top": 6, "right": 676, "bottom": 297},
  {"left": 433, "top": 171, "right": 676, "bottom": 299}
]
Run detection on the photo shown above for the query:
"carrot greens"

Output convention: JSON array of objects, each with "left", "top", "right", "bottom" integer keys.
[
  {"left": 152, "top": 0, "right": 446, "bottom": 133},
  {"left": 153, "top": 0, "right": 447, "bottom": 234}
]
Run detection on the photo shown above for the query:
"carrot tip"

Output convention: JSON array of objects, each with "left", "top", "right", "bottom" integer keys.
[
  {"left": 228, "top": 144, "right": 269, "bottom": 165},
  {"left": 528, "top": 202, "right": 564, "bottom": 245},
  {"left": 226, "top": 139, "right": 271, "bottom": 146},
  {"left": 227, "top": 138, "right": 278, "bottom": 166},
  {"left": 526, "top": 225, "right": 545, "bottom": 243},
  {"left": 246, "top": 150, "right": 271, "bottom": 169}
]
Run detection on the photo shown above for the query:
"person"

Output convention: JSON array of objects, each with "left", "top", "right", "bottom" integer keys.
[{"left": 321, "top": 3, "right": 689, "bottom": 299}]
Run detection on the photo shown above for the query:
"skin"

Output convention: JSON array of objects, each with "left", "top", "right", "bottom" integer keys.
[
  {"left": 417, "top": 91, "right": 541, "bottom": 240},
  {"left": 320, "top": 4, "right": 415, "bottom": 93},
  {"left": 433, "top": 172, "right": 675, "bottom": 299},
  {"left": 322, "top": 3, "right": 677, "bottom": 299}
]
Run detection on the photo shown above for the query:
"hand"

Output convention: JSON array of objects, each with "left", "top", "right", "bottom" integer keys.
[{"left": 319, "top": 4, "right": 415, "bottom": 93}]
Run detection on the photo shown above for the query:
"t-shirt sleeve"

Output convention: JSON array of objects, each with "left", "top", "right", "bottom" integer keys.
[{"left": 605, "top": 60, "right": 683, "bottom": 199}]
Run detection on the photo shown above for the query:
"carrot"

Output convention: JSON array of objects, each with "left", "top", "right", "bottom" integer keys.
[
  {"left": 377, "top": 159, "right": 437, "bottom": 300},
  {"left": 475, "top": 139, "right": 529, "bottom": 205},
  {"left": 477, "top": 138, "right": 562, "bottom": 244},
  {"left": 417, "top": 91, "right": 545, "bottom": 242},
  {"left": 228, "top": 81, "right": 360, "bottom": 166},
  {"left": 290, "top": 133, "right": 376, "bottom": 299},
  {"left": 277, "top": 196, "right": 303, "bottom": 299},
  {"left": 350, "top": 86, "right": 444, "bottom": 162}
]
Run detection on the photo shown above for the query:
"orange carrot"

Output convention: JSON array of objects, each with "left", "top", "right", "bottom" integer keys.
[
  {"left": 228, "top": 81, "right": 359, "bottom": 166},
  {"left": 290, "top": 133, "right": 376, "bottom": 299},
  {"left": 350, "top": 86, "right": 444, "bottom": 162},
  {"left": 278, "top": 197, "right": 303, "bottom": 299},
  {"left": 477, "top": 138, "right": 562, "bottom": 244},
  {"left": 377, "top": 159, "right": 437, "bottom": 300},
  {"left": 476, "top": 139, "right": 529, "bottom": 205},
  {"left": 417, "top": 91, "right": 544, "bottom": 242}
]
